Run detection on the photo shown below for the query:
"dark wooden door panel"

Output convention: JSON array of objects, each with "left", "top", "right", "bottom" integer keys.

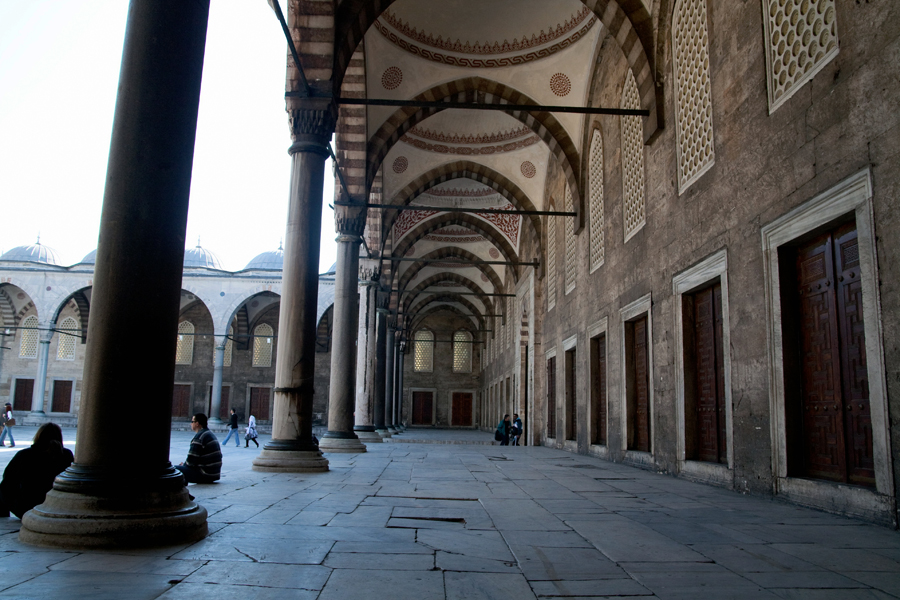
[
  {"left": 592, "top": 335, "right": 607, "bottom": 446},
  {"left": 412, "top": 391, "right": 433, "bottom": 425},
  {"left": 452, "top": 392, "right": 473, "bottom": 426},
  {"left": 634, "top": 317, "right": 650, "bottom": 453},
  {"left": 13, "top": 379, "right": 34, "bottom": 412},
  {"left": 172, "top": 384, "right": 191, "bottom": 418},
  {"left": 547, "top": 357, "right": 556, "bottom": 439},
  {"left": 250, "top": 387, "right": 270, "bottom": 421},
  {"left": 693, "top": 284, "right": 726, "bottom": 464},
  {"left": 51, "top": 380, "right": 73, "bottom": 413}
]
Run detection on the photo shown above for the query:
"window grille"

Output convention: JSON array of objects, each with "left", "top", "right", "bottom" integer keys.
[
  {"left": 547, "top": 209, "right": 558, "bottom": 310},
  {"left": 564, "top": 186, "right": 577, "bottom": 293},
  {"left": 589, "top": 129, "right": 605, "bottom": 271},
  {"left": 674, "top": 0, "right": 715, "bottom": 193},
  {"left": 19, "top": 315, "right": 38, "bottom": 358},
  {"left": 253, "top": 323, "right": 274, "bottom": 367},
  {"left": 453, "top": 330, "right": 472, "bottom": 373},
  {"left": 223, "top": 326, "right": 233, "bottom": 367},
  {"left": 414, "top": 330, "right": 434, "bottom": 372},
  {"left": 621, "top": 70, "right": 645, "bottom": 241},
  {"left": 175, "top": 321, "right": 195, "bottom": 365},
  {"left": 57, "top": 317, "right": 78, "bottom": 361}
]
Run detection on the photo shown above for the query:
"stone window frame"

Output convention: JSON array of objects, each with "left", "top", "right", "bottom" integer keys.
[
  {"left": 672, "top": 249, "right": 734, "bottom": 487},
  {"left": 761, "top": 168, "right": 893, "bottom": 522},
  {"left": 544, "top": 345, "right": 557, "bottom": 444},
  {"left": 49, "top": 377, "right": 76, "bottom": 414},
  {"left": 19, "top": 314, "right": 39, "bottom": 359},
  {"left": 619, "top": 293, "right": 654, "bottom": 461},
  {"left": 56, "top": 316, "right": 79, "bottom": 361},
  {"left": 587, "top": 317, "right": 610, "bottom": 459}
]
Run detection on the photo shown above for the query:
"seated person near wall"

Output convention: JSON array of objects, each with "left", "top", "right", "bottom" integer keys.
[
  {"left": 176, "top": 413, "right": 222, "bottom": 484},
  {"left": 0, "top": 423, "right": 74, "bottom": 519}
]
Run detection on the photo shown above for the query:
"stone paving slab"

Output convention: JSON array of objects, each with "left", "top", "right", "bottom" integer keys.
[{"left": 0, "top": 428, "right": 898, "bottom": 599}]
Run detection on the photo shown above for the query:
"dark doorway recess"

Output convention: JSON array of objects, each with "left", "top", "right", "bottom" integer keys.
[
  {"left": 546, "top": 356, "right": 556, "bottom": 439},
  {"left": 13, "top": 378, "right": 34, "bottom": 412},
  {"left": 590, "top": 334, "right": 607, "bottom": 446},
  {"left": 51, "top": 380, "right": 73, "bottom": 413},
  {"left": 451, "top": 392, "right": 473, "bottom": 426},
  {"left": 249, "top": 386, "right": 270, "bottom": 421},
  {"left": 626, "top": 316, "right": 650, "bottom": 452},
  {"left": 412, "top": 391, "right": 434, "bottom": 425},
  {"left": 172, "top": 384, "right": 191, "bottom": 418},
  {"left": 780, "top": 220, "right": 874, "bottom": 488}
]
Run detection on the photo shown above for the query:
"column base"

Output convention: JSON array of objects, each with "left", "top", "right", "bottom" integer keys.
[
  {"left": 319, "top": 435, "right": 367, "bottom": 453},
  {"left": 355, "top": 430, "right": 384, "bottom": 443},
  {"left": 19, "top": 467, "right": 207, "bottom": 549},
  {"left": 252, "top": 448, "right": 329, "bottom": 472},
  {"left": 388, "top": 426, "right": 400, "bottom": 434},
  {"left": 375, "top": 428, "right": 392, "bottom": 438}
]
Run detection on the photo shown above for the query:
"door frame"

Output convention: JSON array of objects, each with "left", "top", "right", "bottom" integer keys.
[
  {"left": 761, "top": 168, "right": 893, "bottom": 522},
  {"left": 49, "top": 377, "right": 76, "bottom": 414}
]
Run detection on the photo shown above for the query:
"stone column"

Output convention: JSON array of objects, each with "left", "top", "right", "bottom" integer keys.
[
  {"left": 19, "top": 0, "right": 210, "bottom": 548},
  {"left": 384, "top": 325, "right": 396, "bottom": 432},
  {"left": 252, "top": 96, "right": 335, "bottom": 473},
  {"left": 374, "top": 299, "right": 390, "bottom": 438},
  {"left": 354, "top": 264, "right": 381, "bottom": 443},
  {"left": 209, "top": 338, "right": 226, "bottom": 424},
  {"left": 396, "top": 339, "right": 406, "bottom": 429},
  {"left": 319, "top": 212, "right": 367, "bottom": 454},
  {"left": 390, "top": 334, "right": 402, "bottom": 433},
  {"left": 30, "top": 326, "right": 52, "bottom": 414}
]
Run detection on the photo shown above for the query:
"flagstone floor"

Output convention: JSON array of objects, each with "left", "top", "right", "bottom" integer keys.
[{"left": 1, "top": 427, "right": 899, "bottom": 599}]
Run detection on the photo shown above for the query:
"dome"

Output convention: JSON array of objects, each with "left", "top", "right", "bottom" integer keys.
[
  {"left": 183, "top": 244, "right": 223, "bottom": 270},
  {"left": 80, "top": 249, "right": 97, "bottom": 264},
  {"left": 0, "top": 241, "right": 61, "bottom": 265},
  {"left": 325, "top": 262, "right": 337, "bottom": 274},
  {"left": 244, "top": 246, "right": 284, "bottom": 271}
]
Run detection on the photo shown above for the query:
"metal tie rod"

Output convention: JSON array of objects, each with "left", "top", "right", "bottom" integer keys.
[
  {"left": 321, "top": 96, "right": 650, "bottom": 117},
  {"left": 390, "top": 257, "right": 538, "bottom": 267},
  {"left": 334, "top": 201, "right": 573, "bottom": 217},
  {"left": 402, "top": 290, "right": 515, "bottom": 298}
]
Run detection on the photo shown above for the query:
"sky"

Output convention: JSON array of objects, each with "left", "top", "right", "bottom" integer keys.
[{"left": 0, "top": 1, "right": 338, "bottom": 273}]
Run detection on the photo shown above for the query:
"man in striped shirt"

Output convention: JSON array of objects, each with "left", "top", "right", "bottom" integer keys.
[{"left": 176, "top": 413, "right": 222, "bottom": 483}]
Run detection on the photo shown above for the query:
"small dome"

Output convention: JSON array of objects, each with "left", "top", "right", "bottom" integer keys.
[
  {"left": 0, "top": 241, "right": 61, "bottom": 265},
  {"left": 244, "top": 246, "right": 284, "bottom": 271},
  {"left": 325, "top": 262, "right": 337, "bottom": 274},
  {"left": 183, "top": 244, "right": 223, "bottom": 270},
  {"left": 80, "top": 249, "right": 97, "bottom": 264}
]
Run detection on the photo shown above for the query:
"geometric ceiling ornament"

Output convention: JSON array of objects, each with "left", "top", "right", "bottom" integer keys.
[
  {"left": 549, "top": 73, "right": 572, "bottom": 96},
  {"left": 392, "top": 156, "right": 409, "bottom": 173},
  {"left": 381, "top": 66, "right": 403, "bottom": 90},
  {"left": 520, "top": 161, "right": 537, "bottom": 178}
]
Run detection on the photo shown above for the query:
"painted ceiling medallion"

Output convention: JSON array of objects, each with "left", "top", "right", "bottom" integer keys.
[
  {"left": 375, "top": 6, "right": 596, "bottom": 68},
  {"left": 481, "top": 273, "right": 490, "bottom": 282},
  {"left": 381, "top": 66, "right": 403, "bottom": 90},
  {"left": 520, "top": 161, "right": 537, "bottom": 178},
  {"left": 550, "top": 73, "right": 572, "bottom": 96},
  {"left": 489, "top": 248, "right": 500, "bottom": 259},
  {"left": 405, "top": 244, "right": 416, "bottom": 256},
  {"left": 392, "top": 156, "right": 409, "bottom": 173}
]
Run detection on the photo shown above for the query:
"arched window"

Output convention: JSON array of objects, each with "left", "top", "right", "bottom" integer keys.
[
  {"left": 588, "top": 128, "right": 605, "bottom": 271},
  {"left": 673, "top": 0, "right": 715, "bottom": 193},
  {"left": 547, "top": 203, "right": 558, "bottom": 310},
  {"left": 19, "top": 315, "right": 38, "bottom": 358},
  {"left": 223, "top": 326, "right": 233, "bottom": 368},
  {"left": 621, "top": 69, "right": 645, "bottom": 242},
  {"left": 253, "top": 323, "right": 274, "bottom": 367},
  {"left": 453, "top": 330, "right": 472, "bottom": 373},
  {"left": 564, "top": 185, "right": 576, "bottom": 294},
  {"left": 414, "top": 329, "right": 434, "bottom": 372},
  {"left": 57, "top": 317, "right": 78, "bottom": 361},
  {"left": 175, "top": 321, "right": 194, "bottom": 365}
]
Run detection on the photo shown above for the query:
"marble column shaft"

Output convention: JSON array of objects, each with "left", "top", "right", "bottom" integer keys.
[
  {"left": 20, "top": 0, "right": 210, "bottom": 548},
  {"left": 354, "top": 276, "right": 381, "bottom": 442},
  {"left": 209, "top": 340, "right": 225, "bottom": 423},
  {"left": 385, "top": 327, "right": 396, "bottom": 430},
  {"left": 396, "top": 342, "right": 405, "bottom": 428},
  {"left": 31, "top": 327, "right": 52, "bottom": 414},
  {"left": 373, "top": 304, "right": 389, "bottom": 435}
]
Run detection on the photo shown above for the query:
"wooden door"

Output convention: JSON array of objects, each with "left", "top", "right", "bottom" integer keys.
[
  {"left": 208, "top": 385, "right": 231, "bottom": 420},
  {"left": 451, "top": 392, "right": 473, "bottom": 426},
  {"left": 693, "top": 284, "right": 727, "bottom": 464},
  {"left": 51, "top": 380, "right": 73, "bottom": 413},
  {"left": 591, "top": 335, "right": 606, "bottom": 445},
  {"left": 633, "top": 317, "right": 650, "bottom": 452},
  {"left": 565, "top": 349, "right": 576, "bottom": 441},
  {"left": 546, "top": 357, "right": 556, "bottom": 438},
  {"left": 412, "top": 392, "right": 433, "bottom": 425},
  {"left": 791, "top": 223, "right": 873, "bottom": 486},
  {"left": 13, "top": 379, "right": 34, "bottom": 411},
  {"left": 172, "top": 384, "right": 191, "bottom": 418},
  {"left": 250, "top": 387, "right": 270, "bottom": 421}
]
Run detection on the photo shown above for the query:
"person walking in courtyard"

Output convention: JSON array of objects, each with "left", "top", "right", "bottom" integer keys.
[
  {"left": 221, "top": 408, "right": 241, "bottom": 447},
  {"left": 0, "top": 423, "right": 73, "bottom": 518},
  {"left": 175, "top": 413, "right": 222, "bottom": 484},
  {"left": 245, "top": 414, "right": 259, "bottom": 448},
  {"left": 512, "top": 413, "right": 523, "bottom": 446},
  {"left": 497, "top": 414, "right": 512, "bottom": 446},
  {"left": 0, "top": 403, "right": 15, "bottom": 447}
]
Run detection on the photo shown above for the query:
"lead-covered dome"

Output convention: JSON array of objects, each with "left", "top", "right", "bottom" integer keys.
[
  {"left": 0, "top": 241, "right": 61, "bottom": 265},
  {"left": 244, "top": 246, "right": 284, "bottom": 271},
  {"left": 183, "top": 244, "right": 223, "bottom": 270},
  {"left": 80, "top": 249, "right": 97, "bottom": 264}
]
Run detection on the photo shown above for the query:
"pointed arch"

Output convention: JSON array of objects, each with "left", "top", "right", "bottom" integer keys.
[
  {"left": 401, "top": 272, "right": 496, "bottom": 318},
  {"left": 409, "top": 303, "right": 484, "bottom": 334},
  {"left": 397, "top": 247, "right": 504, "bottom": 298}
]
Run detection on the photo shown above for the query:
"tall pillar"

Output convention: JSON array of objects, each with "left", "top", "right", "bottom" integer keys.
[
  {"left": 396, "top": 339, "right": 406, "bottom": 429},
  {"left": 30, "top": 326, "right": 52, "bottom": 414},
  {"left": 390, "top": 334, "right": 401, "bottom": 432},
  {"left": 374, "top": 300, "right": 390, "bottom": 438},
  {"left": 252, "top": 96, "right": 335, "bottom": 473},
  {"left": 209, "top": 338, "right": 225, "bottom": 424},
  {"left": 319, "top": 212, "right": 367, "bottom": 454},
  {"left": 20, "top": 0, "right": 210, "bottom": 548},
  {"left": 354, "top": 265, "right": 381, "bottom": 443},
  {"left": 385, "top": 326, "right": 396, "bottom": 432}
]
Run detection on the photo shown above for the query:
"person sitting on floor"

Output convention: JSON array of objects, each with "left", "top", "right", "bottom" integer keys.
[
  {"left": 175, "top": 413, "right": 222, "bottom": 484},
  {"left": 0, "top": 423, "right": 74, "bottom": 518}
]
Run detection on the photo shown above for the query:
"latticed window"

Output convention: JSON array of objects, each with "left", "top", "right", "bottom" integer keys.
[
  {"left": 674, "top": 0, "right": 715, "bottom": 193},
  {"left": 589, "top": 129, "right": 605, "bottom": 272},
  {"left": 19, "top": 315, "right": 38, "bottom": 358},
  {"left": 175, "top": 321, "right": 195, "bottom": 365},
  {"left": 56, "top": 317, "right": 78, "bottom": 361},
  {"left": 763, "top": 0, "right": 838, "bottom": 112},
  {"left": 223, "top": 326, "right": 233, "bottom": 368},
  {"left": 621, "top": 69, "right": 645, "bottom": 241},
  {"left": 414, "top": 330, "right": 434, "bottom": 372},
  {"left": 547, "top": 210, "right": 558, "bottom": 310},
  {"left": 453, "top": 330, "right": 472, "bottom": 373},
  {"left": 564, "top": 186, "right": 577, "bottom": 294},
  {"left": 253, "top": 323, "right": 274, "bottom": 367},
  {"left": 507, "top": 297, "right": 514, "bottom": 348}
]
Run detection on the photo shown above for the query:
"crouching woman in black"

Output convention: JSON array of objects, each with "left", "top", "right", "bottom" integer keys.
[{"left": 0, "top": 423, "right": 74, "bottom": 518}]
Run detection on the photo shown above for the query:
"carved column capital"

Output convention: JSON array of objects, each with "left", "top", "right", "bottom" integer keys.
[
  {"left": 287, "top": 97, "right": 337, "bottom": 154},
  {"left": 359, "top": 263, "right": 380, "bottom": 284},
  {"left": 335, "top": 214, "right": 367, "bottom": 239}
]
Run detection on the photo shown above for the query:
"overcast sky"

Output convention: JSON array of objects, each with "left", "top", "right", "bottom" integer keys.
[{"left": 0, "top": 1, "right": 338, "bottom": 273}]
